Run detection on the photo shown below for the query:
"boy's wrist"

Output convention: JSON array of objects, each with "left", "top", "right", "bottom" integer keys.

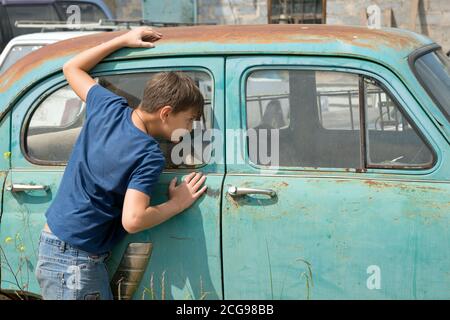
[
  {"left": 111, "top": 34, "right": 129, "bottom": 48},
  {"left": 167, "top": 198, "right": 184, "bottom": 215}
]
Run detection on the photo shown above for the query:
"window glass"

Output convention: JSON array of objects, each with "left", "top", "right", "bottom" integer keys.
[
  {"left": 99, "top": 71, "right": 213, "bottom": 168},
  {"left": 26, "top": 71, "right": 213, "bottom": 166},
  {"left": 27, "top": 86, "right": 84, "bottom": 162},
  {"left": 0, "top": 45, "right": 43, "bottom": 74},
  {"left": 364, "top": 78, "right": 434, "bottom": 167},
  {"left": 414, "top": 50, "right": 450, "bottom": 121},
  {"left": 6, "top": 5, "right": 60, "bottom": 36},
  {"left": 246, "top": 70, "right": 361, "bottom": 168},
  {"left": 55, "top": 2, "right": 107, "bottom": 22},
  {"left": 269, "top": 0, "right": 325, "bottom": 24}
]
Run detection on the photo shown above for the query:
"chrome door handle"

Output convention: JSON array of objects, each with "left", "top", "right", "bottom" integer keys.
[
  {"left": 6, "top": 184, "right": 49, "bottom": 192},
  {"left": 227, "top": 186, "right": 276, "bottom": 198}
]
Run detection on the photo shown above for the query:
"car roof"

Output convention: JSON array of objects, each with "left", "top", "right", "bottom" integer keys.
[{"left": 0, "top": 24, "right": 435, "bottom": 114}]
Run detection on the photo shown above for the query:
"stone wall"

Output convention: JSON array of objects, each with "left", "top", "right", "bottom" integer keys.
[
  {"left": 326, "top": 0, "right": 450, "bottom": 53},
  {"left": 103, "top": 0, "right": 143, "bottom": 20}
]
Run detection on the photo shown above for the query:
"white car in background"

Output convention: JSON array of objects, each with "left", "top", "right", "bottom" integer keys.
[{"left": 0, "top": 31, "right": 98, "bottom": 74}]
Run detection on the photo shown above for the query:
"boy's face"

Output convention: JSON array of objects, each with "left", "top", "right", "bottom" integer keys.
[{"left": 160, "top": 106, "right": 198, "bottom": 142}]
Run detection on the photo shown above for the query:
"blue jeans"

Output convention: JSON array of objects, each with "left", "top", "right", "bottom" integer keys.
[{"left": 35, "top": 230, "right": 113, "bottom": 300}]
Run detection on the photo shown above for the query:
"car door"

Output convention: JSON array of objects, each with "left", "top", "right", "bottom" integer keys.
[
  {"left": 222, "top": 56, "right": 450, "bottom": 299},
  {"left": 0, "top": 57, "right": 225, "bottom": 300}
]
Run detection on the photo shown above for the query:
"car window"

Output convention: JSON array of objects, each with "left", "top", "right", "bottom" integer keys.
[
  {"left": 414, "top": 50, "right": 450, "bottom": 121},
  {"left": 245, "top": 69, "right": 434, "bottom": 170},
  {"left": 6, "top": 5, "right": 60, "bottom": 37},
  {"left": 55, "top": 2, "right": 107, "bottom": 22},
  {"left": 246, "top": 70, "right": 361, "bottom": 168},
  {"left": 0, "top": 44, "right": 43, "bottom": 74},
  {"left": 25, "top": 71, "right": 213, "bottom": 166},
  {"left": 363, "top": 78, "right": 434, "bottom": 168}
]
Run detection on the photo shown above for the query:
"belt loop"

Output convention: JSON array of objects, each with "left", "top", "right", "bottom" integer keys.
[{"left": 59, "top": 240, "right": 66, "bottom": 253}]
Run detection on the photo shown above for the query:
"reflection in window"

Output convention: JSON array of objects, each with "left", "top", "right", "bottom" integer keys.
[
  {"left": 364, "top": 79, "right": 434, "bottom": 168},
  {"left": 246, "top": 70, "right": 361, "bottom": 168},
  {"left": 0, "top": 45, "right": 43, "bottom": 74},
  {"left": 27, "top": 86, "right": 84, "bottom": 162},
  {"left": 6, "top": 5, "right": 60, "bottom": 36},
  {"left": 55, "top": 2, "right": 107, "bottom": 22}
]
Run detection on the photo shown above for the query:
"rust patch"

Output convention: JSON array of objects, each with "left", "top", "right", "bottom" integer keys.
[
  {"left": 364, "top": 180, "right": 392, "bottom": 188},
  {"left": 206, "top": 187, "right": 220, "bottom": 197},
  {"left": 0, "top": 24, "right": 425, "bottom": 94},
  {"left": 277, "top": 181, "right": 289, "bottom": 187},
  {"left": 226, "top": 193, "right": 239, "bottom": 209}
]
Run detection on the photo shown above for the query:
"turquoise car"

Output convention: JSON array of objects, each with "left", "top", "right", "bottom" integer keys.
[{"left": 0, "top": 25, "right": 449, "bottom": 300}]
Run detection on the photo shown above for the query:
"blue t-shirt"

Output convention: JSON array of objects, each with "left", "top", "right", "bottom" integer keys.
[{"left": 46, "top": 84, "right": 166, "bottom": 254}]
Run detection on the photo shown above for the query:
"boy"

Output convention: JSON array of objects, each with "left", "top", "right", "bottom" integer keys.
[{"left": 35, "top": 27, "right": 208, "bottom": 300}]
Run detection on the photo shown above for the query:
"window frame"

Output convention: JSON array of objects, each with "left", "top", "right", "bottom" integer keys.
[
  {"left": 242, "top": 65, "right": 437, "bottom": 173},
  {"left": 21, "top": 67, "right": 216, "bottom": 168}
]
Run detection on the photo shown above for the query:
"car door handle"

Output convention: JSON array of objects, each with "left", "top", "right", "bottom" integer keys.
[
  {"left": 227, "top": 186, "right": 276, "bottom": 198},
  {"left": 6, "top": 183, "right": 49, "bottom": 192}
]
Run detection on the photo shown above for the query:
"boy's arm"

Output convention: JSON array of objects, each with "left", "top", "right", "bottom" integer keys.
[
  {"left": 63, "top": 27, "right": 162, "bottom": 102},
  {"left": 122, "top": 172, "right": 207, "bottom": 234}
]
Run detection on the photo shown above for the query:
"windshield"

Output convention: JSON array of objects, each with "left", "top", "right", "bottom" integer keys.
[
  {"left": 0, "top": 45, "right": 43, "bottom": 74},
  {"left": 414, "top": 49, "right": 450, "bottom": 121}
]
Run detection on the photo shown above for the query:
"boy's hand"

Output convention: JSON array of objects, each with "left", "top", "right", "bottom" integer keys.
[
  {"left": 117, "top": 26, "right": 163, "bottom": 48},
  {"left": 168, "top": 172, "right": 207, "bottom": 213}
]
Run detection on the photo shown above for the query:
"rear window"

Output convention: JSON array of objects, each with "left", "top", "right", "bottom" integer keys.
[
  {"left": 414, "top": 50, "right": 450, "bottom": 122},
  {"left": 6, "top": 5, "right": 60, "bottom": 36},
  {"left": 55, "top": 2, "right": 107, "bottom": 22}
]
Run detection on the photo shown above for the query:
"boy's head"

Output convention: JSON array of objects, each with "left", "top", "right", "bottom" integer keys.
[{"left": 139, "top": 71, "right": 204, "bottom": 142}]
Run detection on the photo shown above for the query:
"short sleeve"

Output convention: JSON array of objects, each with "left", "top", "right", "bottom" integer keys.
[
  {"left": 127, "top": 152, "right": 166, "bottom": 197},
  {"left": 85, "top": 84, "right": 128, "bottom": 118}
]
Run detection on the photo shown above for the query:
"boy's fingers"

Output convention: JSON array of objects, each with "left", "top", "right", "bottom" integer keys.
[
  {"left": 169, "top": 177, "right": 177, "bottom": 189},
  {"left": 184, "top": 172, "right": 197, "bottom": 183},
  {"left": 188, "top": 172, "right": 203, "bottom": 186},
  {"left": 194, "top": 185, "right": 208, "bottom": 198},
  {"left": 139, "top": 41, "right": 155, "bottom": 48},
  {"left": 143, "top": 29, "right": 162, "bottom": 38},
  {"left": 192, "top": 175, "right": 207, "bottom": 191}
]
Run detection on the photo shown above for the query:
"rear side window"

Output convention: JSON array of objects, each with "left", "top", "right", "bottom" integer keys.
[
  {"left": 245, "top": 69, "right": 435, "bottom": 170},
  {"left": 25, "top": 71, "right": 213, "bottom": 167}
]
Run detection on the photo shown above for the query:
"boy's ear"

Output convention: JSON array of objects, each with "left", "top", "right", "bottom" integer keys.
[{"left": 159, "top": 105, "right": 173, "bottom": 122}]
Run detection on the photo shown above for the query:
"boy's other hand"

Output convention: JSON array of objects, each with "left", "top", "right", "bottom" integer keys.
[
  {"left": 118, "top": 26, "right": 163, "bottom": 48},
  {"left": 168, "top": 172, "right": 207, "bottom": 213}
]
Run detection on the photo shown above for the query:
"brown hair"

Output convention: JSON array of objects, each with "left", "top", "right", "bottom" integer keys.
[{"left": 139, "top": 71, "right": 204, "bottom": 119}]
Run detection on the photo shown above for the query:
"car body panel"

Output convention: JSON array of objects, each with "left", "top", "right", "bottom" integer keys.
[{"left": 222, "top": 55, "right": 450, "bottom": 299}]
